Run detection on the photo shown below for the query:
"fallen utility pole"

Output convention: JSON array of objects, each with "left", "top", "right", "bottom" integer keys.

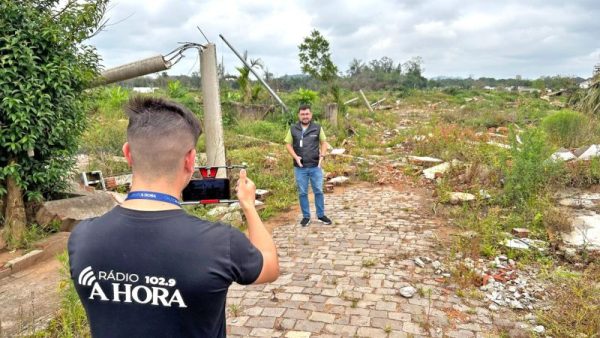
[
  {"left": 93, "top": 55, "right": 171, "bottom": 87},
  {"left": 343, "top": 97, "right": 358, "bottom": 105},
  {"left": 219, "top": 34, "right": 288, "bottom": 113},
  {"left": 359, "top": 89, "right": 374, "bottom": 113},
  {"left": 371, "top": 97, "right": 386, "bottom": 108}
]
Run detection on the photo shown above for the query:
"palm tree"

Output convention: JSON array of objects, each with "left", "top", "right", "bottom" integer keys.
[{"left": 235, "top": 51, "right": 264, "bottom": 104}]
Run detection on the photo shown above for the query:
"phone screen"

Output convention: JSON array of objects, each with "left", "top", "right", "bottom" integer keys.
[{"left": 182, "top": 179, "right": 230, "bottom": 201}]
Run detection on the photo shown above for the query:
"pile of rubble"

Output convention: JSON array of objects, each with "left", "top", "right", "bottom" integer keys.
[
  {"left": 549, "top": 144, "right": 600, "bottom": 162},
  {"left": 412, "top": 254, "right": 549, "bottom": 313}
]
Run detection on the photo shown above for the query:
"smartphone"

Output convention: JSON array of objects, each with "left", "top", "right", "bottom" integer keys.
[{"left": 182, "top": 179, "right": 231, "bottom": 202}]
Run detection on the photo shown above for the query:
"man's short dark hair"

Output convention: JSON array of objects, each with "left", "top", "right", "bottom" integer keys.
[
  {"left": 298, "top": 104, "right": 311, "bottom": 113},
  {"left": 125, "top": 97, "right": 202, "bottom": 179}
]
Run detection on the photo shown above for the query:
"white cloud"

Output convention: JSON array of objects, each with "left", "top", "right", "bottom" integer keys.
[{"left": 89, "top": 0, "right": 600, "bottom": 79}]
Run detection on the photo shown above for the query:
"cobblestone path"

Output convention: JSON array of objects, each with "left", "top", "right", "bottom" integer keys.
[{"left": 226, "top": 185, "right": 527, "bottom": 337}]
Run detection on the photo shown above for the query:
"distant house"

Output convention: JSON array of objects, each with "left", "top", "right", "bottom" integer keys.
[
  {"left": 483, "top": 86, "right": 496, "bottom": 90},
  {"left": 517, "top": 86, "right": 540, "bottom": 93},
  {"left": 132, "top": 87, "right": 158, "bottom": 94},
  {"left": 580, "top": 79, "right": 592, "bottom": 89}
]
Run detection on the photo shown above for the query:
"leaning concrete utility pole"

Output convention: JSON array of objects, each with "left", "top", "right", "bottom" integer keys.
[
  {"left": 219, "top": 34, "right": 289, "bottom": 113},
  {"left": 200, "top": 44, "right": 227, "bottom": 178}
]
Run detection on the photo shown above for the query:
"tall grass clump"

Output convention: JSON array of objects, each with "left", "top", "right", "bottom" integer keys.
[{"left": 541, "top": 110, "right": 592, "bottom": 148}]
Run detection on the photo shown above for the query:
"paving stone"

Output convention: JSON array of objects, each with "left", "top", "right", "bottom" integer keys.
[
  {"left": 246, "top": 316, "right": 276, "bottom": 329},
  {"left": 356, "top": 327, "right": 387, "bottom": 337},
  {"left": 249, "top": 327, "right": 280, "bottom": 337},
  {"left": 262, "top": 307, "right": 286, "bottom": 317},
  {"left": 294, "top": 320, "right": 325, "bottom": 332},
  {"left": 284, "top": 309, "right": 311, "bottom": 320},
  {"left": 309, "top": 312, "right": 336, "bottom": 324},
  {"left": 324, "top": 324, "right": 358, "bottom": 336},
  {"left": 284, "top": 331, "right": 311, "bottom": 338}
]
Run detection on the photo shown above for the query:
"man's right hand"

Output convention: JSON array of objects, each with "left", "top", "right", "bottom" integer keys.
[
  {"left": 295, "top": 156, "right": 303, "bottom": 167},
  {"left": 236, "top": 169, "right": 256, "bottom": 210}
]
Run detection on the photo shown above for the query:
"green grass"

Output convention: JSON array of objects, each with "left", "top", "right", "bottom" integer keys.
[{"left": 541, "top": 109, "right": 596, "bottom": 147}]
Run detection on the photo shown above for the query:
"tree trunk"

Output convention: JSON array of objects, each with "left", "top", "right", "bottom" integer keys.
[{"left": 3, "top": 171, "right": 26, "bottom": 248}]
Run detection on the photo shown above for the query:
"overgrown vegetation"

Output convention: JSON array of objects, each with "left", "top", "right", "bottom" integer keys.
[{"left": 0, "top": 0, "right": 108, "bottom": 248}]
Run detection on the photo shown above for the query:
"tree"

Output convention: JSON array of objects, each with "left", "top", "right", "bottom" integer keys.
[
  {"left": 0, "top": 0, "right": 107, "bottom": 247},
  {"left": 298, "top": 30, "right": 338, "bottom": 83},
  {"left": 235, "top": 51, "right": 264, "bottom": 104},
  {"left": 402, "top": 57, "right": 427, "bottom": 89}
]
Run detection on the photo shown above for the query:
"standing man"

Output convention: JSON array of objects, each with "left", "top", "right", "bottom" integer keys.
[
  {"left": 285, "top": 104, "right": 332, "bottom": 227},
  {"left": 68, "top": 97, "right": 279, "bottom": 337}
]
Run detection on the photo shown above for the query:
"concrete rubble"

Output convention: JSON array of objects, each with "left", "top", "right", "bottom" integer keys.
[
  {"left": 329, "top": 176, "right": 350, "bottom": 185},
  {"left": 35, "top": 192, "right": 117, "bottom": 231},
  {"left": 422, "top": 159, "right": 461, "bottom": 180},
  {"left": 407, "top": 156, "right": 443, "bottom": 167}
]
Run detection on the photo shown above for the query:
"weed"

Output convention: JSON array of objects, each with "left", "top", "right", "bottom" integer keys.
[
  {"left": 450, "top": 263, "right": 482, "bottom": 289},
  {"left": 361, "top": 258, "right": 378, "bottom": 268},
  {"left": 227, "top": 303, "right": 242, "bottom": 317}
]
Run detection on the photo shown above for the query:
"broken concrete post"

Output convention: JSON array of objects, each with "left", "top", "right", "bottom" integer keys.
[
  {"left": 325, "top": 103, "right": 338, "bottom": 128},
  {"left": 200, "top": 44, "right": 227, "bottom": 178},
  {"left": 35, "top": 193, "right": 117, "bottom": 231},
  {"left": 359, "top": 89, "right": 374, "bottom": 113},
  {"left": 93, "top": 55, "right": 171, "bottom": 86},
  {"left": 343, "top": 97, "right": 358, "bottom": 105}
]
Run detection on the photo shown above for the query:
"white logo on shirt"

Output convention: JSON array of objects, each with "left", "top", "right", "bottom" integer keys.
[{"left": 77, "top": 266, "right": 187, "bottom": 308}]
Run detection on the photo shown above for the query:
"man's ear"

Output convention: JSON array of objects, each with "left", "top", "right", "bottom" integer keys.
[
  {"left": 184, "top": 148, "right": 196, "bottom": 174},
  {"left": 122, "top": 142, "right": 133, "bottom": 167}
]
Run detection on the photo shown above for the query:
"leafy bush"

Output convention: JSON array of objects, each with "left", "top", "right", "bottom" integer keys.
[
  {"left": 502, "top": 128, "right": 559, "bottom": 207},
  {"left": 167, "top": 80, "right": 187, "bottom": 99},
  {"left": 291, "top": 88, "right": 319, "bottom": 105},
  {"left": 542, "top": 110, "right": 591, "bottom": 147}
]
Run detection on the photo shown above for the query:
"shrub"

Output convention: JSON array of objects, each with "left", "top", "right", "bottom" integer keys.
[
  {"left": 502, "top": 128, "right": 559, "bottom": 207},
  {"left": 167, "top": 80, "right": 187, "bottom": 99},
  {"left": 541, "top": 110, "right": 591, "bottom": 147}
]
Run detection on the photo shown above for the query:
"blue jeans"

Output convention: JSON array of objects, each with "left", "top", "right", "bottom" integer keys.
[{"left": 294, "top": 166, "right": 325, "bottom": 218}]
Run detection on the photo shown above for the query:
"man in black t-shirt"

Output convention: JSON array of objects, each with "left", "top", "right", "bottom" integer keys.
[{"left": 69, "top": 97, "right": 279, "bottom": 337}]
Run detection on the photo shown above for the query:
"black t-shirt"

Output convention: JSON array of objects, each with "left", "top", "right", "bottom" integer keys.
[{"left": 68, "top": 206, "right": 263, "bottom": 338}]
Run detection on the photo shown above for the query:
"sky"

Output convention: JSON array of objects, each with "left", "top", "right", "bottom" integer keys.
[{"left": 89, "top": 0, "right": 600, "bottom": 79}]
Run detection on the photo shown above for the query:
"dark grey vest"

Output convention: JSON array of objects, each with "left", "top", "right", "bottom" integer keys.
[{"left": 291, "top": 122, "right": 321, "bottom": 168}]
